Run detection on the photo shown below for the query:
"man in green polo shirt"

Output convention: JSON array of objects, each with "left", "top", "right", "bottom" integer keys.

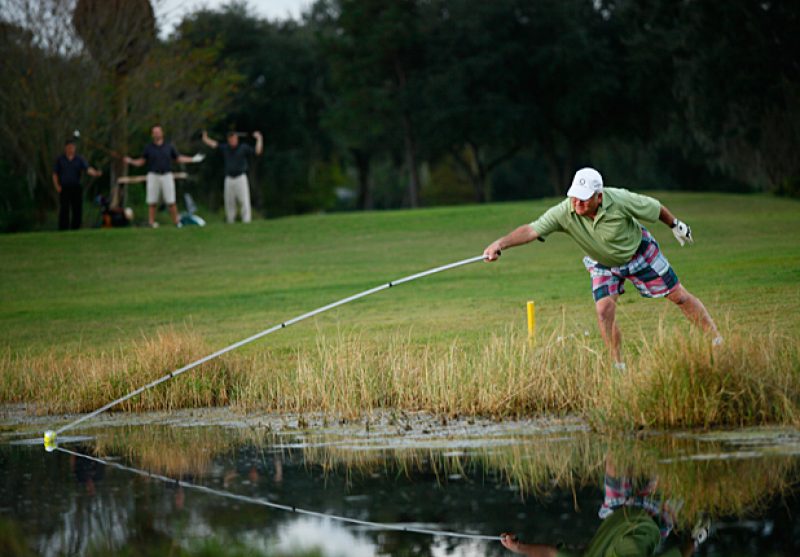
[
  {"left": 483, "top": 167, "right": 721, "bottom": 367},
  {"left": 499, "top": 508, "right": 700, "bottom": 557}
]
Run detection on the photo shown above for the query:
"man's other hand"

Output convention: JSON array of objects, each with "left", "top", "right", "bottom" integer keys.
[{"left": 672, "top": 219, "right": 693, "bottom": 246}]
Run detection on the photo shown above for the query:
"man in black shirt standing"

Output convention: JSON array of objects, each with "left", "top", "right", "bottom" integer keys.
[
  {"left": 124, "top": 125, "right": 203, "bottom": 228},
  {"left": 53, "top": 139, "right": 102, "bottom": 230},
  {"left": 202, "top": 130, "right": 263, "bottom": 223}
]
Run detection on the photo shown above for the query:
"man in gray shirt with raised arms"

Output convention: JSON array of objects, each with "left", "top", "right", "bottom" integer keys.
[
  {"left": 124, "top": 125, "right": 203, "bottom": 228},
  {"left": 202, "top": 130, "right": 263, "bottom": 223}
]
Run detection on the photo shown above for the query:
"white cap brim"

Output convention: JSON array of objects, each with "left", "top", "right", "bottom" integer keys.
[{"left": 567, "top": 183, "right": 595, "bottom": 200}]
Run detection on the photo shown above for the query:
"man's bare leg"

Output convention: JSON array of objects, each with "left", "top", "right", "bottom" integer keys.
[
  {"left": 168, "top": 203, "right": 180, "bottom": 225},
  {"left": 595, "top": 294, "right": 622, "bottom": 363},
  {"left": 665, "top": 285, "right": 720, "bottom": 339},
  {"left": 148, "top": 204, "right": 156, "bottom": 226}
]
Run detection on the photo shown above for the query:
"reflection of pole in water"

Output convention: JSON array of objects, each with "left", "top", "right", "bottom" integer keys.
[{"left": 56, "top": 445, "right": 500, "bottom": 542}]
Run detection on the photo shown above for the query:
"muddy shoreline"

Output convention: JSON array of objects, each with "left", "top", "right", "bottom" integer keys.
[{"left": 0, "top": 403, "right": 589, "bottom": 440}]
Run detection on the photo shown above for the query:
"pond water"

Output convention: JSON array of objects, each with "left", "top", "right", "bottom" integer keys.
[{"left": 1, "top": 409, "right": 799, "bottom": 556}]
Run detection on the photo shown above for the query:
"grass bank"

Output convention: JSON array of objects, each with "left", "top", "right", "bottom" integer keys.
[
  {"left": 1, "top": 193, "right": 799, "bottom": 427},
  {"left": 4, "top": 322, "right": 798, "bottom": 430}
]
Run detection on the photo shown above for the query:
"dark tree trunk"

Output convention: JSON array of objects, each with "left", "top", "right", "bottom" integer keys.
[
  {"left": 450, "top": 144, "right": 486, "bottom": 203},
  {"left": 393, "top": 60, "right": 420, "bottom": 208},
  {"left": 110, "top": 73, "right": 128, "bottom": 209},
  {"left": 401, "top": 111, "right": 421, "bottom": 208},
  {"left": 451, "top": 142, "right": 521, "bottom": 203},
  {"left": 352, "top": 148, "right": 373, "bottom": 210}
]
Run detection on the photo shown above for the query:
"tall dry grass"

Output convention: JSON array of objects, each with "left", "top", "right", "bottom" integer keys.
[
  {"left": 2, "top": 321, "right": 798, "bottom": 429},
  {"left": 234, "top": 325, "right": 608, "bottom": 418},
  {"left": 0, "top": 328, "right": 243, "bottom": 415},
  {"left": 237, "top": 321, "right": 800, "bottom": 429},
  {"left": 594, "top": 322, "right": 800, "bottom": 429}
]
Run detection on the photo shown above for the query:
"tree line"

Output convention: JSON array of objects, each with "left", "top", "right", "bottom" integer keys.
[{"left": 1, "top": 0, "right": 798, "bottom": 231}]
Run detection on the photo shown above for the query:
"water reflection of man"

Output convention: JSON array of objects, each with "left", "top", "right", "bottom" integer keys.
[
  {"left": 499, "top": 455, "right": 704, "bottom": 556},
  {"left": 70, "top": 446, "right": 105, "bottom": 496}
]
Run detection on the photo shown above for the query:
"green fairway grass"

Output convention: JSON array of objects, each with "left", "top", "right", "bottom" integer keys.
[
  {"left": 2, "top": 192, "right": 798, "bottom": 352},
  {"left": 2, "top": 192, "right": 799, "bottom": 427}
]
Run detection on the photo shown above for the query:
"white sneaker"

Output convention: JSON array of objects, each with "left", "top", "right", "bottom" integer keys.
[
  {"left": 712, "top": 336, "right": 724, "bottom": 347},
  {"left": 614, "top": 361, "right": 626, "bottom": 371},
  {"left": 149, "top": 222, "right": 159, "bottom": 229},
  {"left": 176, "top": 221, "right": 183, "bottom": 228}
]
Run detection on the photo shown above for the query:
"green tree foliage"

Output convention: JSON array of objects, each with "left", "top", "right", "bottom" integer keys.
[
  {"left": 419, "top": 0, "right": 624, "bottom": 200},
  {"left": 612, "top": 0, "right": 800, "bottom": 194},
  {"left": 674, "top": 1, "right": 800, "bottom": 195},
  {"left": 315, "top": 0, "right": 427, "bottom": 208},
  {"left": 418, "top": 0, "right": 533, "bottom": 203},
  {"left": 73, "top": 0, "right": 156, "bottom": 207},
  {"left": 2, "top": 0, "right": 799, "bottom": 231},
  {"left": 0, "top": 1, "right": 103, "bottom": 224},
  {"left": 0, "top": 0, "right": 242, "bottom": 229},
  {"left": 125, "top": 39, "right": 242, "bottom": 149},
  {"left": 176, "top": 3, "right": 334, "bottom": 217}
]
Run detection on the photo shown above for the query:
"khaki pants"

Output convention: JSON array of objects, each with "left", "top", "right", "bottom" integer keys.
[{"left": 224, "top": 174, "right": 251, "bottom": 223}]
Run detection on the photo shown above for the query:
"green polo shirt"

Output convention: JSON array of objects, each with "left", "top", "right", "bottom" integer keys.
[
  {"left": 530, "top": 188, "right": 662, "bottom": 267},
  {"left": 555, "top": 507, "right": 682, "bottom": 557}
]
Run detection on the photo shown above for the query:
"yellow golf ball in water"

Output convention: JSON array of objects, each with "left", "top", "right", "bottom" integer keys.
[{"left": 43, "top": 430, "right": 57, "bottom": 452}]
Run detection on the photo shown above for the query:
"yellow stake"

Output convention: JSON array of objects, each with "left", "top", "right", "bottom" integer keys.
[{"left": 527, "top": 301, "right": 536, "bottom": 338}]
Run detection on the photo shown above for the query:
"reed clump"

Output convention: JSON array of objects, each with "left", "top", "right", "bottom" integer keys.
[
  {"left": 0, "top": 328, "right": 244, "bottom": 415},
  {"left": 2, "top": 321, "right": 798, "bottom": 429},
  {"left": 594, "top": 323, "right": 800, "bottom": 429},
  {"left": 236, "top": 326, "right": 607, "bottom": 419},
  {"left": 237, "top": 322, "right": 799, "bottom": 430}
]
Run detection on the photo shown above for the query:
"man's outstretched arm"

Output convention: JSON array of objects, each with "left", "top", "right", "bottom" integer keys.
[
  {"left": 500, "top": 534, "right": 560, "bottom": 557},
  {"left": 659, "top": 205, "right": 678, "bottom": 227},
  {"left": 483, "top": 225, "right": 540, "bottom": 261},
  {"left": 123, "top": 156, "right": 145, "bottom": 167}
]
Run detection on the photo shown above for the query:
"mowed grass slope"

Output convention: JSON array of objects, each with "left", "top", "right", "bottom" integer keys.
[
  {"left": 1, "top": 192, "right": 799, "bottom": 427},
  {"left": 2, "top": 192, "right": 798, "bottom": 351}
]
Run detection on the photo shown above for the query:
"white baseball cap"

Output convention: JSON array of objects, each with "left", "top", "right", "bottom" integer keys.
[{"left": 567, "top": 167, "right": 603, "bottom": 200}]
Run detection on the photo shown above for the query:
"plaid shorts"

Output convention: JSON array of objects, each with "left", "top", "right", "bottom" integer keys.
[
  {"left": 583, "top": 228, "right": 679, "bottom": 303},
  {"left": 599, "top": 474, "right": 680, "bottom": 539}
]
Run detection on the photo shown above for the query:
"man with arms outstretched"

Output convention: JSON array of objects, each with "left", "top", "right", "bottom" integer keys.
[
  {"left": 124, "top": 125, "right": 202, "bottom": 228},
  {"left": 483, "top": 167, "right": 721, "bottom": 368}
]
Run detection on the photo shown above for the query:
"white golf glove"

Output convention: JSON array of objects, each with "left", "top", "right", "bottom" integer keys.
[
  {"left": 691, "top": 517, "right": 710, "bottom": 545},
  {"left": 672, "top": 218, "right": 693, "bottom": 246},
  {"left": 190, "top": 153, "right": 205, "bottom": 163}
]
